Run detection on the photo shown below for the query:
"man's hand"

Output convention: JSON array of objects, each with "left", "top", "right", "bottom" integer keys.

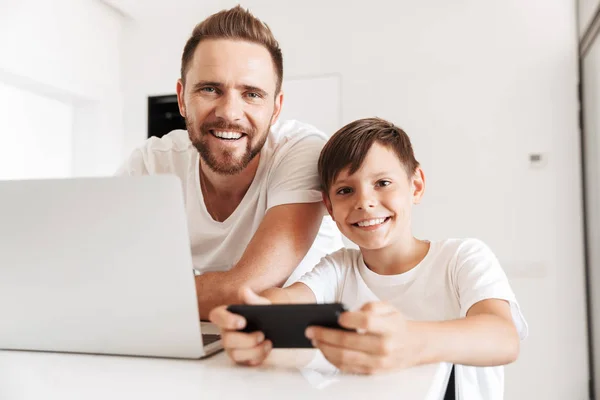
[
  {"left": 208, "top": 288, "right": 274, "bottom": 366},
  {"left": 305, "top": 302, "right": 422, "bottom": 375}
]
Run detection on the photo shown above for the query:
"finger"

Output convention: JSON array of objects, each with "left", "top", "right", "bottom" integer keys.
[
  {"left": 208, "top": 305, "right": 246, "bottom": 331},
  {"left": 338, "top": 310, "right": 399, "bottom": 335},
  {"left": 306, "top": 326, "right": 395, "bottom": 356},
  {"left": 222, "top": 330, "right": 265, "bottom": 350},
  {"left": 359, "top": 301, "right": 397, "bottom": 314},
  {"left": 313, "top": 340, "right": 386, "bottom": 375},
  {"left": 227, "top": 340, "right": 272, "bottom": 365},
  {"left": 239, "top": 287, "right": 271, "bottom": 305}
]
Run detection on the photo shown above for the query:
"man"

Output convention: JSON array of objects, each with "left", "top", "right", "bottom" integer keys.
[{"left": 117, "top": 6, "right": 343, "bottom": 318}]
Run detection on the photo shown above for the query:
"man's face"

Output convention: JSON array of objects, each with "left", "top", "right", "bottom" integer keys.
[
  {"left": 324, "top": 142, "right": 425, "bottom": 251},
  {"left": 176, "top": 39, "right": 283, "bottom": 175}
]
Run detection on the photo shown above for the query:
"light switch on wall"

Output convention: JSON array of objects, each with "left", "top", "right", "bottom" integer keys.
[{"left": 529, "top": 153, "right": 548, "bottom": 169}]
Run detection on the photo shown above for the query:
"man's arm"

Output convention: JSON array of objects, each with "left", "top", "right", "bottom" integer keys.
[{"left": 195, "top": 202, "right": 323, "bottom": 319}]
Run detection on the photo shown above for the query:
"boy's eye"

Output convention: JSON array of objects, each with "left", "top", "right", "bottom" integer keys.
[
  {"left": 376, "top": 180, "right": 391, "bottom": 187},
  {"left": 335, "top": 187, "right": 353, "bottom": 195}
]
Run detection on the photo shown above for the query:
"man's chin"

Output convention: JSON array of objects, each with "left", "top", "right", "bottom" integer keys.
[
  {"left": 203, "top": 156, "right": 248, "bottom": 175},
  {"left": 211, "top": 163, "right": 245, "bottom": 175}
]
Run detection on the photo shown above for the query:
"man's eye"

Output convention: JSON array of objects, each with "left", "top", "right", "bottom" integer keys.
[
  {"left": 336, "top": 187, "right": 353, "bottom": 195},
  {"left": 376, "top": 180, "right": 391, "bottom": 187},
  {"left": 247, "top": 92, "right": 262, "bottom": 99},
  {"left": 201, "top": 87, "right": 216, "bottom": 93}
]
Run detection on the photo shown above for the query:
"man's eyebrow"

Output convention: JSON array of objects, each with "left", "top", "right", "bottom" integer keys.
[
  {"left": 191, "top": 81, "right": 222, "bottom": 91},
  {"left": 190, "top": 81, "right": 269, "bottom": 97},
  {"left": 239, "top": 84, "right": 268, "bottom": 97}
]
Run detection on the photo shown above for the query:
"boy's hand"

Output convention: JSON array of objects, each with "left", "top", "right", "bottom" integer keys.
[
  {"left": 305, "top": 302, "right": 422, "bottom": 374},
  {"left": 208, "top": 287, "right": 273, "bottom": 366}
]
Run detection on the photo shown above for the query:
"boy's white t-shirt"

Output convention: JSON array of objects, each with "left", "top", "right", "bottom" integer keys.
[
  {"left": 298, "top": 238, "right": 528, "bottom": 400},
  {"left": 117, "top": 120, "right": 343, "bottom": 281}
]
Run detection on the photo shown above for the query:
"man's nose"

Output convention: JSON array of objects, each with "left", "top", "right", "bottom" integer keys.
[{"left": 214, "top": 93, "right": 243, "bottom": 122}]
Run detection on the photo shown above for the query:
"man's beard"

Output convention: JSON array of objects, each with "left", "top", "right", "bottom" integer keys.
[{"left": 187, "top": 119, "right": 269, "bottom": 175}]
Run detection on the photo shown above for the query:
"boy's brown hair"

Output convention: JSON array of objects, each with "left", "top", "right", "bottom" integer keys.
[
  {"left": 318, "top": 117, "right": 420, "bottom": 194},
  {"left": 180, "top": 5, "right": 284, "bottom": 94}
]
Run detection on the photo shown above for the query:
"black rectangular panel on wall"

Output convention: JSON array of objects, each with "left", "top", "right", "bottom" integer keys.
[{"left": 147, "top": 95, "right": 186, "bottom": 139}]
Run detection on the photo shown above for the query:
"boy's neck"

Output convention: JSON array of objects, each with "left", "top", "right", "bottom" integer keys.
[{"left": 361, "top": 236, "right": 430, "bottom": 276}]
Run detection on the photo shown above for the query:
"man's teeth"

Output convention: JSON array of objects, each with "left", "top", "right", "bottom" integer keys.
[
  {"left": 213, "top": 131, "right": 243, "bottom": 140},
  {"left": 356, "top": 218, "right": 387, "bottom": 227}
]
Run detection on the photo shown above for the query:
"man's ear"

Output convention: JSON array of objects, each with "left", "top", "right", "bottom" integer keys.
[
  {"left": 176, "top": 79, "right": 186, "bottom": 119},
  {"left": 322, "top": 191, "right": 334, "bottom": 220},
  {"left": 411, "top": 167, "right": 426, "bottom": 204},
  {"left": 270, "top": 90, "right": 284, "bottom": 126}
]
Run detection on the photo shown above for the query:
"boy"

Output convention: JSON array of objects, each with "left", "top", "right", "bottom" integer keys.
[{"left": 209, "top": 117, "right": 528, "bottom": 398}]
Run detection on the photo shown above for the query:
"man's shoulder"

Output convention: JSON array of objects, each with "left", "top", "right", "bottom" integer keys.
[
  {"left": 120, "top": 130, "right": 194, "bottom": 176},
  {"left": 268, "top": 119, "right": 328, "bottom": 148},
  {"left": 263, "top": 120, "right": 329, "bottom": 172},
  {"left": 138, "top": 130, "right": 193, "bottom": 155}
]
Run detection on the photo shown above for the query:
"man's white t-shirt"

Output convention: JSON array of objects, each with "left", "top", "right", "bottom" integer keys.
[
  {"left": 298, "top": 238, "right": 528, "bottom": 400},
  {"left": 117, "top": 120, "right": 344, "bottom": 283}
]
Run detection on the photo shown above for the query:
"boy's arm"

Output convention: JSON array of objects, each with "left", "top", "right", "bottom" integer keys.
[
  {"left": 414, "top": 298, "right": 520, "bottom": 366},
  {"left": 209, "top": 284, "right": 316, "bottom": 332},
  {"left": 208, "top": 285, "right": 317, "bottom": 367},
  {"left": 260, "top": 283, "right": 318, "bottom": 304},
  {"left": 306, "top": 298, "right": 520, "bottom": 374}
]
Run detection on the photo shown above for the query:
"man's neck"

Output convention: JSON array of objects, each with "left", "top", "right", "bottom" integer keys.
[
  {"left": 199, "top": 154, "right": 260, "bottom": 206},
  {"left": 361, "top": 235, "right": 430, "bottom": 276}
]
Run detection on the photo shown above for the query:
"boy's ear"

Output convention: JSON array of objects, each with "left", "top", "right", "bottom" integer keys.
[
  {"left": 322, "top": 191, "right": 335, "bottom": 220},
  {"left": 411, "top": 167, "right": 426, "bottom": 204}
]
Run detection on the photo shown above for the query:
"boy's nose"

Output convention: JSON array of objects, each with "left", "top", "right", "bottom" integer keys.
[{"left": 355, "top": 191, "right": 377, "bottom": 210}]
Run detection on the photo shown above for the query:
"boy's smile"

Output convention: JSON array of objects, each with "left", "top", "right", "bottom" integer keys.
[{"left": 350, "top": 216, "right": 392, "bottom": 230}]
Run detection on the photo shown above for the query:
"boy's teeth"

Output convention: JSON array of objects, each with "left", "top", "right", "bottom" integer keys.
[
  {"left": 213, "top": 131, "right": 242, "bottom": 139},
  {"left": 357, "top": 218, "right": 386, "bottom": 227}
]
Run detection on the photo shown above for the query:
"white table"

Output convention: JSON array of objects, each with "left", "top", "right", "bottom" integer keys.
[{"left": 0, "top": 349, "right": 451, "bottom": 400}]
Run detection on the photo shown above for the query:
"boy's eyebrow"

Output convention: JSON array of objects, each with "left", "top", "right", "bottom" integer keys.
[{"left": 333, "top": 171, "right": 393, "bottom": 185}]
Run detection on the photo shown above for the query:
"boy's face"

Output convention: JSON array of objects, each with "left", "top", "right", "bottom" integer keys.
[{"left": 323, "top": 142, "right": 425, "bottom": 250}]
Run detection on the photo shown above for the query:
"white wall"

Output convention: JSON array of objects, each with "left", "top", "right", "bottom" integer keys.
[
  {"left": 579, "top": 0, "right": 600, "bottom": 36},
  {"left": 0, "top": 0, "right": 124, "bottom": 176},
  {"left": 121, "top": 1, "right": 587, "bottom": 398}
]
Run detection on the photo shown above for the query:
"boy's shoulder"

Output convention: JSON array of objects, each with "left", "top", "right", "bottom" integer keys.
[
  {"left": 319, "top": 239, "right": 495, "bottom": 267},
  {"left": 426, "top": 238, "right": 498, "bottom": 271},
  {"left": 321, "top": 247, "right": 363, "bottom": 267},
  {"left": 433, "top": 238, "right": 493, "bottom": 256}
]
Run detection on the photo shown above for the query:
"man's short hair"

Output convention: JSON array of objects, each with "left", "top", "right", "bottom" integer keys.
[
  {"left": 180, "top": 5, "right": 284, "bottom": 94},
  {"left": 318, "top": 117, "right": 420, "bottom": 194}
]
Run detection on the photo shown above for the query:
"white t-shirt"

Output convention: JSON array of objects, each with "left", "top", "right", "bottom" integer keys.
[
  {"left": 117, "top": 120, "right": 344, "bottom": 283},
  {"left": 298, "top": 238, "right": 528, "bottom": 400}
]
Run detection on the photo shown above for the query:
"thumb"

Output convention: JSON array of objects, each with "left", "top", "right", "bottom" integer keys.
[{"left": 239, "top": 287, "right": 271, "bottom": 305}]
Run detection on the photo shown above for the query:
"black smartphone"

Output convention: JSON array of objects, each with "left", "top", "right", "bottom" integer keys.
[{"left": 226, "top": 303, "right": 349, "bottom": 348}]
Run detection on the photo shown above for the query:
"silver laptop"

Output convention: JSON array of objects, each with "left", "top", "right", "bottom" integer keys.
[{"left": 0, "top": 175, "right": 222, "bottom": 359}]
